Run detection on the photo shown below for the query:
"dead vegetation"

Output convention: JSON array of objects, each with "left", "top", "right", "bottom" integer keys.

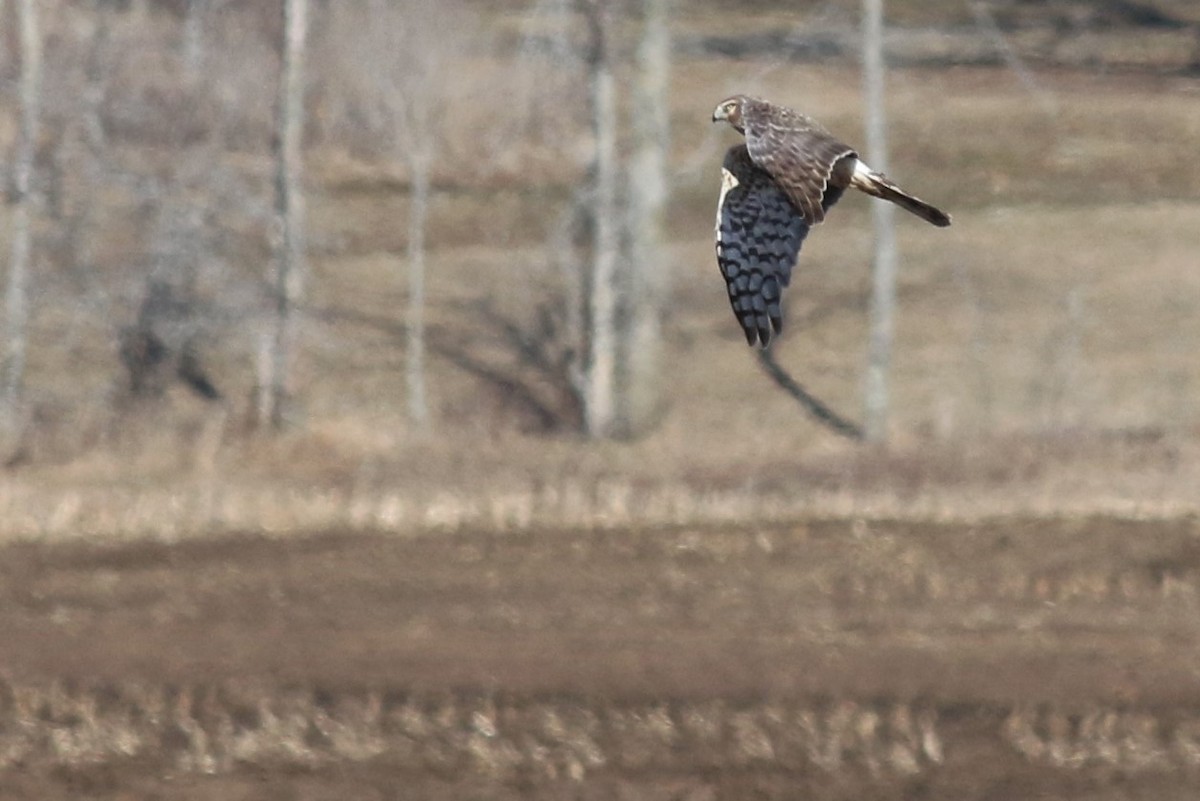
[
  {"left": 0, "top": 4, "right": 1197, "bottom": 519},
  {"left": 0, "top": 680, "right": 949, "bottom": 778},
  {"left": 3, "top": 64, "right": 1199, "bottom": 534},
  {"left": 2, "top": 6, "right": 1200, "bottom": 796},
  {"left": 7, "top": 679, "right": 1200, "bottom": 781},
  {"left": 1, "top": 514, "right": 1199, "bottom": 798}
]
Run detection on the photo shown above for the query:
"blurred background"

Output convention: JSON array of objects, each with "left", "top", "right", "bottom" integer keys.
[
  {"left": 1, "top": 1, "right": 1200, "bottom": 798},
  {"left": 0, "top": 0, "right": 1196, "bottom": 530}
]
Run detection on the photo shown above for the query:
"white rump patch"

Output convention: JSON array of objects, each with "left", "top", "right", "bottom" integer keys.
[{"left": 850, "top": 157, "right": 882, "bottom": 191}]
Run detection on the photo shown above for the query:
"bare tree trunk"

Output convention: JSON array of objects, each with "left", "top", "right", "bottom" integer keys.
[
  {"left": 0, "top": 0, "right": 8, "bottom": 65},
  {"left": 406, "top": 154, "right": 431, "bottom": 427},
  {"left": 619, "top": 0, "right": 671, "bottom": 436},
  {"left": 183, "top": 0, "right": 207, "bottom": 82},
  {"left": 862, "top": 0, "right": 897, "bottom": 444},
  {"left": 581, "top": 0, "right": 619, "bottom": 439},
  {"left": 258, "top": 0, "right": 308, "bottom": 428},
  {"left": 62, "top": 6, "right": 111, "bottom": 277},
  {"left": 2, "top": 0, "right": 42, "bottom": 426}
]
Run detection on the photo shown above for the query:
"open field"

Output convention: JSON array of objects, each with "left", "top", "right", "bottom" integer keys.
[
  {"left": 2, "top": 3, "right": 1200, "bottom": 797},
  {"left": 7, "top": 61, "right": 1200, "bottom": 524},
  {"left": 6, "top": 7, "right": 1200, "bottom": 440},
  {"left": 3, "top": 516, "right": 1200, "bottom": 799}
]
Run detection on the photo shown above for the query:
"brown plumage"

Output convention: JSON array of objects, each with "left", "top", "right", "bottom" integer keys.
[{"left": 711, "top": 94, "right": 950, "bottom": 347}]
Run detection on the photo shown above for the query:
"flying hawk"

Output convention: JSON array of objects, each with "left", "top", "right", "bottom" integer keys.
[{"left": 711, "top": 94, "right": 951, "bottom": 347}]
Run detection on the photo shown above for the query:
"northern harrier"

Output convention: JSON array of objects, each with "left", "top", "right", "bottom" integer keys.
[{"left": 711, "top": 94, "right": 951, "bottom": 347}]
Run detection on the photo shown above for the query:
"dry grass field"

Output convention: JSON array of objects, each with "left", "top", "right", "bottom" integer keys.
[
  {"left": 2, "top": 1, "right": 1200, "bottom": 797},
  {"left": 5, "top": 61, "right": 1199, "bottom": 540},
  {"left": 3, "top": 516, "right": 1200, "bottom": 800}
]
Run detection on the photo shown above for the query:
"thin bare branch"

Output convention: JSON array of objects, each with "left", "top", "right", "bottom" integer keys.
[{"left": 757, "top": 350, "right": 864, "bottom": 440}]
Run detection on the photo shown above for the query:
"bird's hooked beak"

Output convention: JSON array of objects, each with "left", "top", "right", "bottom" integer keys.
[{"left": 711, "top": 98, "right": 743, "bottom": 132}]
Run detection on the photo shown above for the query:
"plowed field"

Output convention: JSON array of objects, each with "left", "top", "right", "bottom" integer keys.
[{"left": 2, "top": 517, "right": 1199, "bottom": 799}]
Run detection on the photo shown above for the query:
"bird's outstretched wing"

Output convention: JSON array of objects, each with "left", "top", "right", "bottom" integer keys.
[{"left": 715, "top": 145, "right": 813, "bottom": 348}]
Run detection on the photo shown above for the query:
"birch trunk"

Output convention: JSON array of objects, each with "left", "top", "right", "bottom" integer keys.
[
  {"left": 619, "top": 0, "right": 671, "bottom": 436},
  {"left": 862, "top": 0, "right": 897, "bottom": 443},
  {"left": 581, "top": 0, "right": 619, "bottom": 439},
  {"left": 3, "top": 0, "right": 42, "bottom": 423},
  {"left": 63, "top": 6, "right": 110, "bottom": 277},
  {"left": 0, "top": 0, "right": 8, "bottom": 65},
  {"left": 183, "top": 0, "right": 207, "bottom": 82},
  {"left": 258, "top": 0, "right": 308, "bottom": 428}
]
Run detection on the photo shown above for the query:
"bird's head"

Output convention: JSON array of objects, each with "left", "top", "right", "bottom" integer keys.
[{"left": 712, "top": 95, "right": 749, "bottom": 133}]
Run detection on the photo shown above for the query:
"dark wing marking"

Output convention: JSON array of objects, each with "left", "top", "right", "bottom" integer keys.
[
  {"left": 742, "top": 100, "right": 857, "bottom": 227},
  {"left": 715, "top": 145, "right": 812, "bottom": 348}
]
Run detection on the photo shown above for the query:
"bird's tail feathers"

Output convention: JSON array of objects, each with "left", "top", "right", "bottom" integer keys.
[{"left": 852, "top": 167, "right": 951, "bottom": 227}]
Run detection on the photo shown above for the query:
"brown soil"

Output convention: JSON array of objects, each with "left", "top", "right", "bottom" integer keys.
[{"left": 2, "top": 516, "right": 1200, "bottom": 798}]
